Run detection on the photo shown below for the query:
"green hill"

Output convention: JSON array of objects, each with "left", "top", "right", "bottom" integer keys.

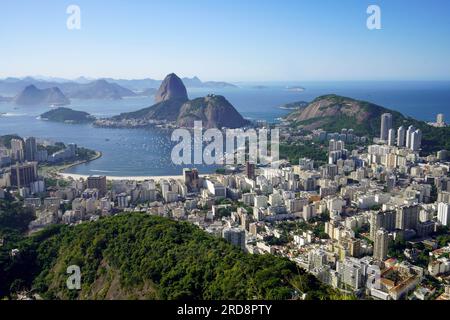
[
  {"left": 0, "top": 213, "right": 342, "bottom": 300},
  {"left": 285, "top": 94, "right": 450, "bottom": 154},
  {"left": 40, "top": 107, "right": 94, "bottom": 123}
]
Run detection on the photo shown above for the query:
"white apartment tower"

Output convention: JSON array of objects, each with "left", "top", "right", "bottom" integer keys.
[
  {"left": 388, "top": 129, "right": 396, "bottom": 146},
  {"left": 438, "top": 202, "right": 450, "bottom": 226},
  {"left": 411, "top": 129, "right": 422, "bottom": 151},
  {"left": 397, "top": 126, "right": 406, "bottom": 147},
  {"left": 406, "top": 125, "right": 416, "bottom": 149}
]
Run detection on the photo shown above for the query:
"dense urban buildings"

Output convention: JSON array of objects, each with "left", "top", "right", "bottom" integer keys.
[
  {"left": 9, "top": 162, "right": 38, "bottom": 188},
  {"left": 87, "top": 175, "right": 107, "bottom": 197},
  {"left": 1, "top": 112, "right": 450, "bottom": 301}
]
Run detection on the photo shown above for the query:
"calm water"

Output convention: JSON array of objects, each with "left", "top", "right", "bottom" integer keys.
[{"left": 0, "top": 81, "right": 449, "bottom": 176}]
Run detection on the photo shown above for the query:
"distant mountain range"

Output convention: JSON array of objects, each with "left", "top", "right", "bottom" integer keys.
[
  {"left": 0, "top": 76, "right": 237, "bottom": 98},
  {"left": 104, "top": 76, "right": 237, "bottom": 91},
  {"left": 109, "top": 73, "right": 249, "bottom": 129},
  {"left": 68, "top": 79, "right": 137, "bottom": 100},
  {"left": 1, "top": 79, "right": 137, "bottom": 103}
]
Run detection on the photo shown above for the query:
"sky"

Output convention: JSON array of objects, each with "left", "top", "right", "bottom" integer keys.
[{"left": 0, "top": 0, "right": 449, "bottom": 81}]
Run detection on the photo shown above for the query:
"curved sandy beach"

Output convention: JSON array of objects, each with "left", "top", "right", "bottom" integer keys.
[{"left": 58, "top": 172, "right": 186, "bottom": 181}]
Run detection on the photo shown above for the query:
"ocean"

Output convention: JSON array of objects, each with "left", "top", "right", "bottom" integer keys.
[{"left": 0, "top": 81, "right": 449, "bottom": 177}]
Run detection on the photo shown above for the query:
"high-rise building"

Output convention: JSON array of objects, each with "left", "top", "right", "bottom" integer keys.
[
  {"left": 328, "top": 150, "right": 344, "bottom": 165},
  {"left": 396, "top": 205, "right": 419, "bottom": 230},
  {"left": 410, "top": 129, "right": 422, "bottom": 151},
  {"left": 329, "top": 139, "right": 345, "bottom": 152},
  {"left": 397, "top": 126, "right": 406, "bottom": 147},
  {"left": 183, "top": 168, "right": 200, "bottom": 192},
  {"left": 370, "top": 210, "right": 396, "bottom": 240},
  {"left": 222, "top": 227, "right": 246, "bottom": 250},
  {"left": 254, "top": 195, "right": 268, "bottom": 209},
  {"left": 380, "top": 113, "right": 393, "bottom": 141},
  {"left": 328, "top": 140, "right": 345, "bottom": 165},
  {"left": 348, "top": 238, "right": 362, "bottom": 258},
  {"left": 406, "top": 125, "right": 416, "bottom": 149},
  {"left": 437, "top": 113, "right": 445, "bottom": 126},
  {"left": 11, "top": 139, "right": 24, "bottom": 162},
  {"left": 308, "top": 249, "right": 327, "bottom": 270},
  {"left": 9, "top": 161, "right": 38, "bottom": 188},
  {"left": 117, "top": 193, "right": 129, "bottom": 208},
  {"left": 336, "top": 257, "right": 366, "bottom": 290},
  {"left": 24, "top": 137, "right": 37, "bottom": 162},
  {"left": 321, "top": 164, "right": 338, "bottom": 179},
  {"left": 87, "top": 175, "right": 107, "bottom": 197},
  {"left": 388, "top": 129, "right": 396, "bottom": 146},
  {"left": 374, "top": 228, "right": 389, "bottom": 261},
  {"left": 245, "top": 161, "right": 256, "bottom": 180},
  {"left": 438, "top": 202, "right": 450, "bottom": 226}
]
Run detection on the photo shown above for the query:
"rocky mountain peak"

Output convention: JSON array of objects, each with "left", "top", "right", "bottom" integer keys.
[{"left": 154, "top": 73, "right": 188, "bottom": 103}]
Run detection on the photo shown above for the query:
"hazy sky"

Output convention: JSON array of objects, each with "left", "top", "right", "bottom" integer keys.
[{"left": 1, "top": 0, "right": 449, "bottom": 81}]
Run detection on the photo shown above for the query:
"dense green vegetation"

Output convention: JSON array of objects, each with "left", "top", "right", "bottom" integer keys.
[
  {"left": 39, "top": 142, "right": 97, "bottom": 164},
  {"left": 40, "top": 107, "right": 94, "bottom": 123},
  {"left": 275, "top": 217, "right": 330, "bottom": 240},
  {"left": 44, "top": 177, "right": 71, "bottom": 188},
  {"left": 38, "top": 141, "right": 65, "bottom": 155},
  {"left": 0, "top": 213, "right": 343, "bottom": 300},
  {"left": 76, "top": 146, "right": 98, "bottom": 161},
  {"left": 280, "top": 142, "right": 328, "bottom": 164},
  {"left": 0, "top": 195, "right": 35, "bottom": 234},
  {"left": 0, "top": 196, "right": 36, "bottom": 297}
]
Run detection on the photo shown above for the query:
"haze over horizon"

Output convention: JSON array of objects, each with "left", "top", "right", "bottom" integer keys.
[{"left": 1, "top": 0, "right": 450, "bottom": 81}]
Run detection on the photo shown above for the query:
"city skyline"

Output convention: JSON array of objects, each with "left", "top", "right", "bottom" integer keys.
[{"left": 2, "top": 0, "right": 450, "bottom": 306}]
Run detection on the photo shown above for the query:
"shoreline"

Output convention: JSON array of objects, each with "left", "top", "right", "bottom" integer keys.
[
  {"left": 57, "top": 172, "right": 188, "bottom": 181},
  {"left": 41, "top": 150, "right": 103, "bottom": 179},
  {"left": 65, "top": 150, "right": 103, "bottom": 171},
  {"left": 56, "top": 149, "right": 213, "bottom": 182}
]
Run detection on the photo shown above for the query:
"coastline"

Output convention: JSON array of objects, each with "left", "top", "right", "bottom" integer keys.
[
  {"left": 55, "top": 149, "right": 211, "bottom": 182},
  {"left": 40, "top": 150, "right": 103, "bottom": 178},
  {"left": 65, "top": 150, "right": 103, "bottom": 171},
  {"left": 57, "top": 172, "right": 189, "bottom": 181}
]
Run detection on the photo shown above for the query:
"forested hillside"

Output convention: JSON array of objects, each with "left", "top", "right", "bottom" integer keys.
[{"left": 0, "top": 213, "right": 346, "bottom": 300}]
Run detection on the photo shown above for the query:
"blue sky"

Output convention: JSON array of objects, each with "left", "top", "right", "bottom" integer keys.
[{"left": 0, "top": 0, "right": 449, "bottom": 81}]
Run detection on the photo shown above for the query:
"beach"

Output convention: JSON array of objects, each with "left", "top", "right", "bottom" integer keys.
[
  {"left": 58, "top": 172, "right": 184, "bottom": 181},
  {"left": 57, "top": 172, "right": 209, "bottom": 182}
]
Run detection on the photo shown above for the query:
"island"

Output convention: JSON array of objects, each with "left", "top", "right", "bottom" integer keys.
[
  {"left": 40, "top": 107, "right": 95, "bottom": 124},
  {"left": 285, "top": 86, "right": 305, "bottom": 92},
  {"left": 279, "top": 100, "right": 309, "bottom": 110}
]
